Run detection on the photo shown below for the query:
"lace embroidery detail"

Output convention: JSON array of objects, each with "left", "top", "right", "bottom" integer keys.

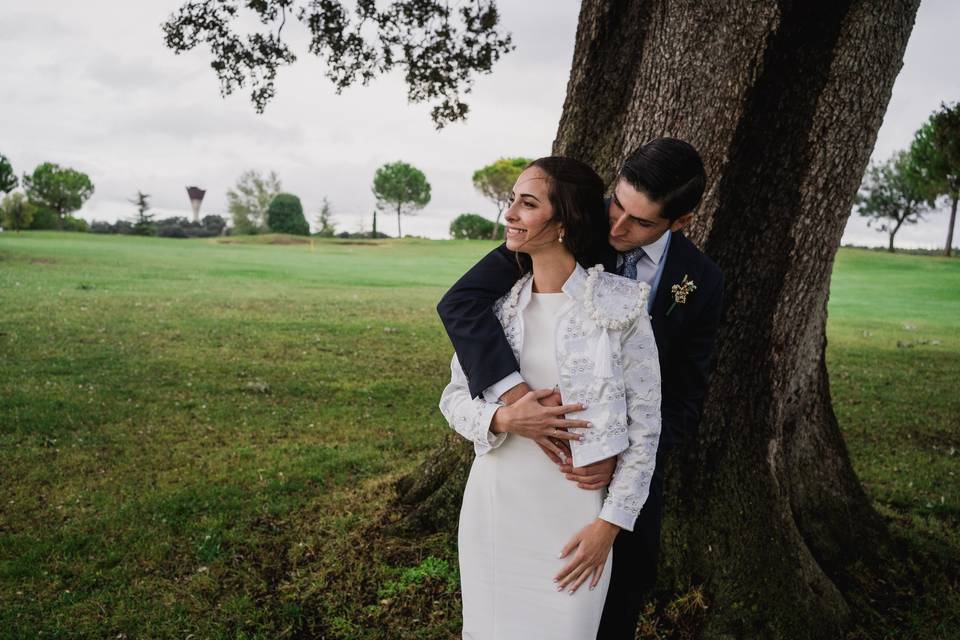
[
  {"left": 584, "top": 265, "right": 650, "bottom": 330},
  {"left": 440, "top": 263, "right": 662, "bottom": 532}
]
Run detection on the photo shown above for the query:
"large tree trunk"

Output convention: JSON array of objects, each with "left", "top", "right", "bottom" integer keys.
[
  {"left": 491, "top": 209, "right": 503, "bottom": 240},
  {"left": 946, "top": 192, "right": 957, "bottom": 257},
  {"left": 396, "top": 1, "right": 919, "bottom": 638},
  {"left": 889, "top": 216, "right": 906, "bottom": 252}
]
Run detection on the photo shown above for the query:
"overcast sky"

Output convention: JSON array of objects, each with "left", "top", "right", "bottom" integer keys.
[{"left": 1, "top": 1, "right": 957, "bottom": 247}]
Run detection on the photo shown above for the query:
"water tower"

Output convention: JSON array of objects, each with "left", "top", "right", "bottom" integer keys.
[{"left": 186, "top": 186, "right": 206, "bottom": 223}]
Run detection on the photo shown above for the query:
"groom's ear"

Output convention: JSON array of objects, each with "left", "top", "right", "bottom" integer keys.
[{"left": 670, "top": 212, "right": 694, "bottom": 232}]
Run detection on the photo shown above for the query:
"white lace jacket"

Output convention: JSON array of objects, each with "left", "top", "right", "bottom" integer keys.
[{"left": 438, "top": 262, "right": 662, "bottom": 531}]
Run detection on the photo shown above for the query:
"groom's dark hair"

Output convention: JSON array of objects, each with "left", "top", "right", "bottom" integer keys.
[{"left": 619, "top": 138, "right": 707, "bottom": 221}]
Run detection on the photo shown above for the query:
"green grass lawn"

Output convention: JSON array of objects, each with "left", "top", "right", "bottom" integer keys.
[{"left": 1, "top": 232, "right": 958, "bottom": 639}]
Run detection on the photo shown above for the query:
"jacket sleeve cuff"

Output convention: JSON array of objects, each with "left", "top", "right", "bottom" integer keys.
[
  {"left": 483, "top": 371, "right": 525, "bottom": 403},
  {"left": 599, "top": 503, "right": 637, "bottom": 532},
  {"left": 474, "top": 401, "right": 507, "bottom": 455}
]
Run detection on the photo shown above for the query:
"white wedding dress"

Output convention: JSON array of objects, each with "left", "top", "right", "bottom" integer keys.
[{"left": 458, "top": 291, "right": 611, "bottom": 640}]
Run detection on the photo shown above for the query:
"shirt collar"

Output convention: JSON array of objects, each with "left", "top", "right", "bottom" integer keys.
[{"left": 640, "top": 229, "right": 671, "bottom": 265}]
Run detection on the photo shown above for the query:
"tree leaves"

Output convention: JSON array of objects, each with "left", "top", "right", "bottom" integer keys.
[
  {"left": 0, "top": 192, "right": 35, "bottom": 233},
  {"left": 21, "top": 162, "right": 94, "bottom": 228},
  {"left": 0, "top": 154, "right": 18, "bottom": 194},
  {"left": 372, "top": 161, "right": 430, "bottom": 237},
  {"left": 909, "top": 102, "right": 960, "bottom": 204},
  {"left": 472, "top": 157, "right": 530, "bottom": 238},
  {"left": 855, "top": 151, "right": 927, "bottom": 250},
  {"left": 227, "top": 169, "right": 283, "bottom": 234},
  {"left": 162, "top": 0, "right": 514, "bottom": 128}
]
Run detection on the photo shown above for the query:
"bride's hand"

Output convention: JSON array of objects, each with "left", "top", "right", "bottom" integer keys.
[
  {"left": 554, "top": 519, "right": 620, "bottom": 594},
  {"left": 491, "top": 388, "right": 590, "bottom": 459},
  {"left": 535, "top": 389, "right": 573, "bottom": 464}
]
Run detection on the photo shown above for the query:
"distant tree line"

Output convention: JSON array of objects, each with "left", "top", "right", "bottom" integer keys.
[
  {"left": 450, "top": 213, "right": 504, "bottom": 240},
  {"left": 6, "top": 118, "right": 956, "bottom": 251},
  {"left": 87, "top": 191, "right": 227, "bottom": 238},
  {"left": 227, "top": 160, "right": 434, "bottom": 240},
  {"left": 857, "top": 101, "right": 960, "bottom": 255},
  {"left": 447, "top": 156, "right": 529, "bottom": 240},
  {"left": 89, "top": 214, "right": 228, "bottom": 238},
  {"left": 0, "top": 152, "right": 535, "bottom": 243},
  {"left": 228, "top": 170, "right": 334, "bottom": 238},
  {"left": 0, "top": 158, "right": 94, "bottom": 233}
]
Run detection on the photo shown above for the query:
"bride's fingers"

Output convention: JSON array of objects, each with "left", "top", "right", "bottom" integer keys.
[
  {"left": 551, "top": 418, "right": 592, "bottom": 429},
  {"left": 547, "top": 402, "right": 587, "bottom": 416},
  {"left": 554, "top": 552, "right": 585, "bottom": 585},
  {"left": 537, "top": 437, "right": 567, "bottom": 460},
  {"left": 535, "top": 441, "right": 564, "bottom": 465},
  {"left": 577, "top": 480, "right": 608, "bottom": 490},
  {"left": 558, "top": 535, "right": 581, "bottom": 560},
  {"left": 589, "top": 562, "right": 605, "bottom": 590},
  {"left": 568, "top": 565, "right": 593, "bottom": 593},
  {"left": 545, "top": 428, "right": 583, "bottom": 441},
  {"left": 557, "top": 561, "right": 588, "bottom": 591},
  {"left": 565, "top": 472, "right": 605, "bottom": 484}
]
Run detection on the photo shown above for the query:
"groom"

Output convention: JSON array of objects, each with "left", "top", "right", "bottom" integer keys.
[{"left": 436, "top": 137, "right": 725, "bottom": 638}]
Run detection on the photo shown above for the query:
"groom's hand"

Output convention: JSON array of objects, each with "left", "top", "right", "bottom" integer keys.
[{"left": 560, "top": 456, "right": 616, "bottom": 490}]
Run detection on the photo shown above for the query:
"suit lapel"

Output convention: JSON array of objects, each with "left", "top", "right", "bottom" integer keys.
[{"left": 651, "top": 231, "right": 693, "bottom": 350}]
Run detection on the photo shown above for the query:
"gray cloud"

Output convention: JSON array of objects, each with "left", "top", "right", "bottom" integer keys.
[
  {"left": 0, "top": 0, "right": 956, "bottom": 247},
  {"left": 84, "top": 53, "right": 189, "bottom": 94},
  {"left": 105, "top": 104, "right": 305, "bottom": 144},
  {"left": 0, "top": 11, "right": 76, "bottom": 41}
]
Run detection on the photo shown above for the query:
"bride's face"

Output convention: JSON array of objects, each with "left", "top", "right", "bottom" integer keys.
[{"left": 503, "top": 166, "right": 562, "bottom": 255}]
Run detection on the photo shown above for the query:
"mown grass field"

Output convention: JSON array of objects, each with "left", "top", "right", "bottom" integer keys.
[{"left": 1, "top": 232, "right": 958, "bottom": 639}]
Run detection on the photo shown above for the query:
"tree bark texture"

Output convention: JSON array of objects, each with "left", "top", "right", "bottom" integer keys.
[
  {"left": 397, "top": 1, "right": 920, "bottom": 638},
  {"left": 553, "top": 1, "right": 919, "bottom": 637}
]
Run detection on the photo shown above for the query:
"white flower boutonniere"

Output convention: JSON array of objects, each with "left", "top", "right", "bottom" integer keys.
[{"left": 667, "top": 274, "right": 697, "bottom": 316}]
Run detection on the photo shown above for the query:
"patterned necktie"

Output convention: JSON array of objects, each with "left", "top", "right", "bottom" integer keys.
[{"left": 619, "top": 247, "right": 646, "bottom": 280}]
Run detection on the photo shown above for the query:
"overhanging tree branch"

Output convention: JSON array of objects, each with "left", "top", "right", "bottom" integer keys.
[{"left": 162, "top": 0, "right": 514, "bottom": 128}]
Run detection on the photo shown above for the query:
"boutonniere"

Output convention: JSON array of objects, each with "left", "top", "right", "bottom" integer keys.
[{"left": 666, "top": 274, "right": 697, "bottom": 316}]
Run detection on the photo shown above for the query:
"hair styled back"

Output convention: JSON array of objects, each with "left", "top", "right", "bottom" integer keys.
[
  {"left": 517, "top": 156, "right": 608, "bottom": 271},
  {"left": 619, "top": 138, "right": 707, "bottom": 221}
]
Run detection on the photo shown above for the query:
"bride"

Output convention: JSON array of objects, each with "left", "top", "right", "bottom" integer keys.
[{"left": 439, "top": 156, "right": 662, "bottom": 639}]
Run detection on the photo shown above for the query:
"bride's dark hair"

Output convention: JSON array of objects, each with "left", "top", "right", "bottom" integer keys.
[{"left": 515, "top": 156, "right": 608, "bottom": 272}]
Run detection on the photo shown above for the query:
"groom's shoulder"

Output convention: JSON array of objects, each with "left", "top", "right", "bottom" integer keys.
[{"left": 673, "top": 232, "right": 723, "bottom": 290}]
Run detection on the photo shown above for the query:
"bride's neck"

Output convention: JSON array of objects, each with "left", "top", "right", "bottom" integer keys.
[{"left": 530, "top": 250, "right": 576, "bottom": 293}]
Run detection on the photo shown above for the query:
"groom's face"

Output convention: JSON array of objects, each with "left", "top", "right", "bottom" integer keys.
[{"left": 607, "top": 179, "right": 672, "bottom": 252}]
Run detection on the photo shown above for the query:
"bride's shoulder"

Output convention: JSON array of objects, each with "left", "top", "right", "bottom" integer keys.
[
  {"left": 493, "top": 272, "right": 533, "bottom": 320},
  {"left": 584, "top": 264, "right": 650, "bottom": 330}
]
